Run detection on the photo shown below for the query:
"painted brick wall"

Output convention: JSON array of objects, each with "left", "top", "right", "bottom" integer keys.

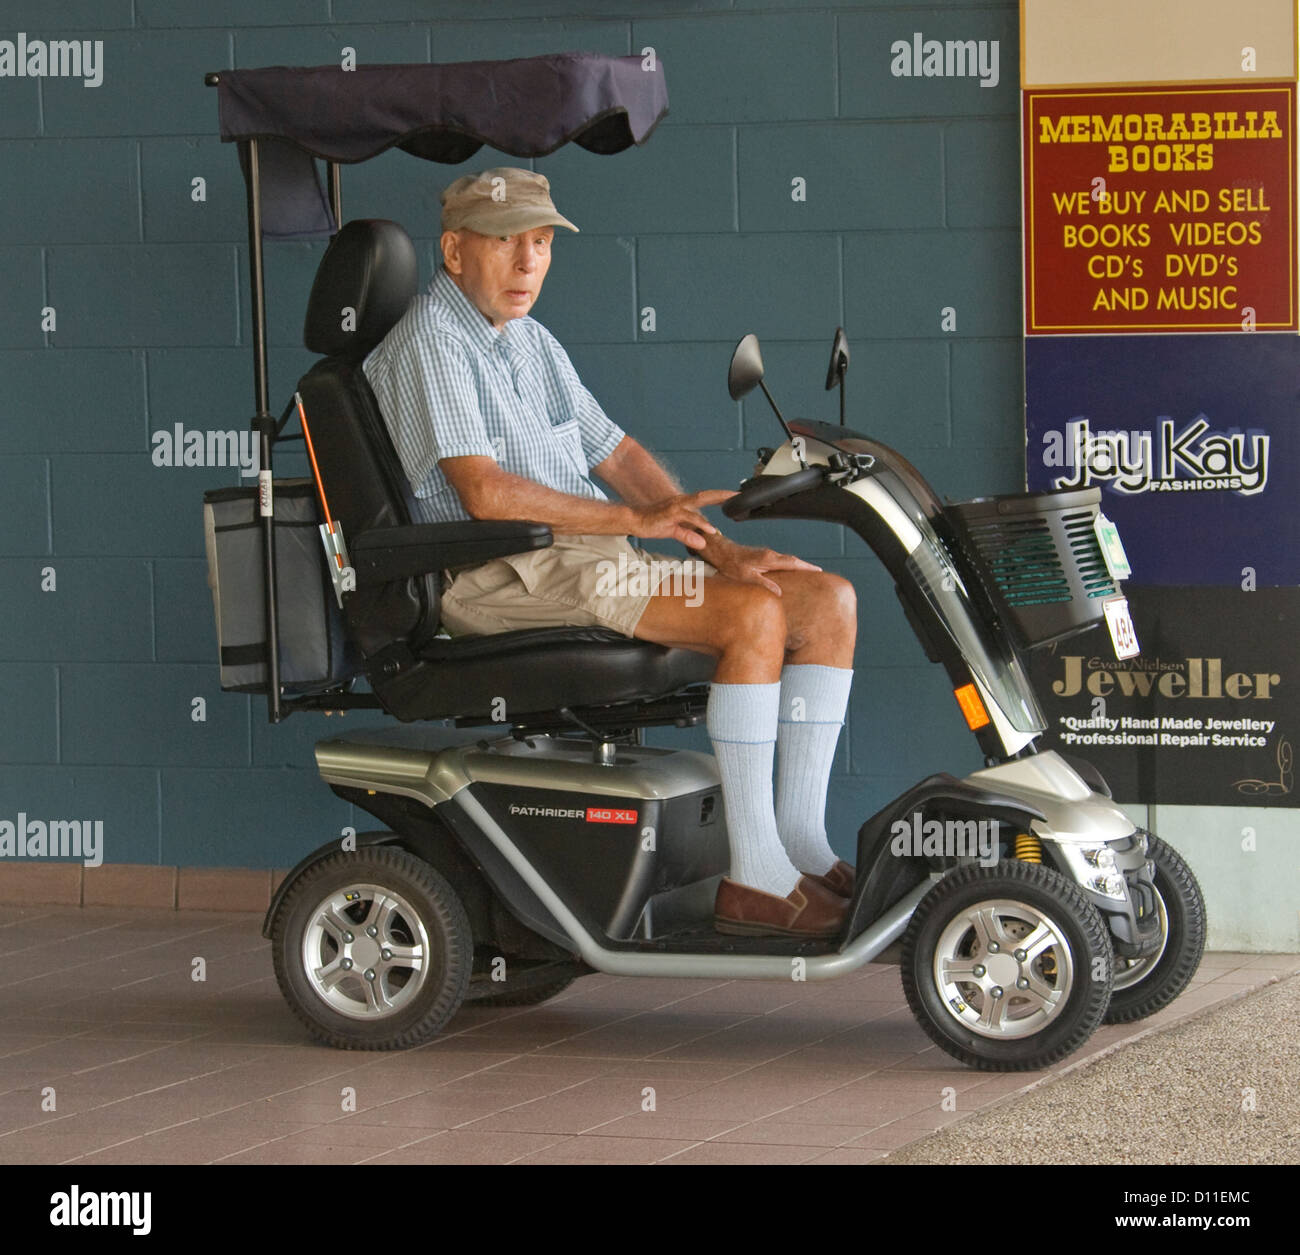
[{"left": 0, "top": 1, "right": 1022, "bottom": 870}]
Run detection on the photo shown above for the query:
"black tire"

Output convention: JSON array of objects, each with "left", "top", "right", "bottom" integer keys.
[
  {"left": 471, "top": 967, "right": 578, "bottom": 1007},
  {"left": 901, "top": 860, "right": 1113, "bottom": 1071},
  {"left": 1104, "top": 835, "right": 1206, "bottom": 1024},
  {"left": 271, "top": 846, "right": 472, "bottom": 1050}
]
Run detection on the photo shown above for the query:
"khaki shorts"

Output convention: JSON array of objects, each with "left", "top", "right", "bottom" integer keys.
[{"left": 439, "top": 533, "right": 716, "bottom": 638}]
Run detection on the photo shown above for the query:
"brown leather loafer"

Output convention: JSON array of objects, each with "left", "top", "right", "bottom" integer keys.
[
  {"left": 805, "top": 859, "right": 856, "bottom": 898},
  {"left": 715, "top": 875, "right": 848, "bottom": 938}
]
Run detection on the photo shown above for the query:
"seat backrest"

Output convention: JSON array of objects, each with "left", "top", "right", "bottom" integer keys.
[
  {"left": 304, "top": 218, "right": 418, "bottom": 360},
  {"left": 296, "top": 219, "right": 442, "bottom": 658}
]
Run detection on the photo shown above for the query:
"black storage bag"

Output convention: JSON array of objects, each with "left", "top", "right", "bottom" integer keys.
[{"left": 203, "top": 478, "right": 355, "bottom": 693}]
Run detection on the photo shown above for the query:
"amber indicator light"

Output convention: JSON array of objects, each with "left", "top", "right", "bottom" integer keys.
[{"left": 954, "top": 683, "right": 990, "bottom": 730}]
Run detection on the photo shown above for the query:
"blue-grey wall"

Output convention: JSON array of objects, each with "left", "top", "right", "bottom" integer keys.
[{"left": 1, "top": 1, "right": 1023, "bottom": 869}]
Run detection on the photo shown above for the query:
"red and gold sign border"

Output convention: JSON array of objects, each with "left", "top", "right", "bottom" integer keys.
[{"left": 1024, "top": 83, "right": 1296, "bottom": 334}]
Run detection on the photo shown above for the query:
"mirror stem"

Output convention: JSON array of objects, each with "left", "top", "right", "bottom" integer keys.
[{"left": 758, "top": 379, "right": 795, "bottom": 444}]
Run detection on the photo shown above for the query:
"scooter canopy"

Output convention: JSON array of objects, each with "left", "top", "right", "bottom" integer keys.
[{"left": 210, "top": 51, "right": 668, "bottom": 238}]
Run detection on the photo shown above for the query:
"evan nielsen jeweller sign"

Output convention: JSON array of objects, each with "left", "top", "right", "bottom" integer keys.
[{"left": 1024, "top": 83, "right": 1296, "bottom": 333}]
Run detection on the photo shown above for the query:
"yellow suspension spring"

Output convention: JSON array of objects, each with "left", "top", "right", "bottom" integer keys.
[{"left": 1014, "top": 832, "right": 1043, "bottom": 863}]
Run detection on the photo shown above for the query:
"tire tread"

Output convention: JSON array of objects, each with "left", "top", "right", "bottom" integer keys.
[{"left": 1103, "top": 835, "right": 1206, "bottom": 1024}]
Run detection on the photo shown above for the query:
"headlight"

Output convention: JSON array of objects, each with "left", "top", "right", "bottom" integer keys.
[
  {"left": 1058, "top": 843, "right": 1128, "bottom": 900},
  {"left": 1082, "top": 846, "right": 1117, "bottom": 871}
]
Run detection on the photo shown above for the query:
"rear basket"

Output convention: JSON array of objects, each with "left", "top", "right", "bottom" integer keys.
[
  {"left": 203, "top": 478, "right": 356, "bottom": 693},
  {"left": 944, "top": 487, "right": 1119, "bottom": 650}
]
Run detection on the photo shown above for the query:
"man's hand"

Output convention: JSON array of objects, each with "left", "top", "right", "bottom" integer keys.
[
  {"left": 700, "top": 534, "right": 822, "bottom": 595},
  {"left": 632, "top": 490, "right": 737, "bottom": 549}
]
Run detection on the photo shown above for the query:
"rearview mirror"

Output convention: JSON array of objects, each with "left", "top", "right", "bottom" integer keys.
[{"left": 727, "top": 333, "right": 764, "bottom": 400}]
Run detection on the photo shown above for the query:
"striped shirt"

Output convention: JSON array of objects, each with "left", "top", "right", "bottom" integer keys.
[{"left": 362, "top": 266, "right": 626, "bottom": 524}]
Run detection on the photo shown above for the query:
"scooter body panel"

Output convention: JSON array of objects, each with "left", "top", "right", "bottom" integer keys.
[
  {"left": 968, "top": 751, "right": 1162, "bottom": 957},
  {"left": 317, "top": 732, "right": 729, "bottom": 946},
  {"left": 969, "top": 751, "right": 1136, "bottom": 845},
  {"left": 742, "top": 423, "right": 1049, "bottom": 760}
]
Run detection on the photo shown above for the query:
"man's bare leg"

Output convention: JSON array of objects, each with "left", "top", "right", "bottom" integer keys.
[{"left": 632, "top": 569, "right": 856, "bottom": 675}]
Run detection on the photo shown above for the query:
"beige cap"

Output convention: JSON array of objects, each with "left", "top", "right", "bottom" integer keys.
[{"left": 440, "top": 167, "right": 579, "bottom": 235}]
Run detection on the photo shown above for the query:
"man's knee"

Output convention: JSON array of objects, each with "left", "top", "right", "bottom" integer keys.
[
  {"left": 781, "top": 571, "right": 856, "bottom": 655},
  {"left": 819, "top": 572, "right": 857, "bottom": 626},
  {"left": 712, "top": 582, "right": 786, "bottom": 653}
]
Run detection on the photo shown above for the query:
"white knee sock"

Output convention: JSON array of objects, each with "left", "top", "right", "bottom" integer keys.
[
  {"left": 775, "top": 664, "right": 853, "bottom": 875},
  {"left": 707, "top": 681, "right": 801, "bottom": 898}
]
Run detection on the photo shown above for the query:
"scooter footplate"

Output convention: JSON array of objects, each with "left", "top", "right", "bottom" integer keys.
[{"left": 601, "top": 926, "right": 841, "bottom": 957}]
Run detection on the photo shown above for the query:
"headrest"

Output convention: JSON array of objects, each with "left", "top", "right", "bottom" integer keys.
[{"left": 304, "top": 219, "right": 418, "bottom": 359}]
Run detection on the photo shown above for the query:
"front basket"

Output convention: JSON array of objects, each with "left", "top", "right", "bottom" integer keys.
[{"left": 944, "top": 487, "right": 1120, "bottom": 651}]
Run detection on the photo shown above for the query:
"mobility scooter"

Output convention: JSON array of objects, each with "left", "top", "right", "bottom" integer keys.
[{"left": 202, "top": 53, "right": 1204, "bottom": 1070}]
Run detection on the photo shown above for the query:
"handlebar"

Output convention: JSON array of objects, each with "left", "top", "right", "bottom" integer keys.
[{"left": 722, "top": 466, "right": 826, "bottom": 521}]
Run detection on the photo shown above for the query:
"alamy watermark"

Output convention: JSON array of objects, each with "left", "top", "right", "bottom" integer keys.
[
  {"left": 0, "top": 815, "right": 103, "bottom": 867},
  {"left": 890, "top": 33, "right": 1000, "bottom": 88},
  {"left": 152, "top": 424, "right": 259, "bottom": 476},
  {"left": 890, "top": 811, "right": 999, "bottom": 867},
  {"left": 0, "top": 34, "right": 103, "bottom": 87},
  {"left": 50, "top": 1187, "right": 150, "bottom": 1236},
  {"left": 594, "top": 552, "right": 706, "bottom": 607}
]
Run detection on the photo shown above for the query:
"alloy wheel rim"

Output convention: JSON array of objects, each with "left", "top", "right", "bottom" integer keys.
[
  {"left": 302, "top": 882, "right": 431, "bottom": 1020},
  {"left": 932, "top": 897, "right": 1076, "bottom": 1040}
]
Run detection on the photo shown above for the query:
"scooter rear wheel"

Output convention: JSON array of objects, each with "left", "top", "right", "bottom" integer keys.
[
  {"left": 271, "top": 846, "right": 472, "bottom": 1050},
  {"left": 901, "top": 860, "right": 1112, "bottom": 1071}
]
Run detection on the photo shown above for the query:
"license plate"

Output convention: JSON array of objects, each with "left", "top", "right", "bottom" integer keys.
[{"left": 1104, "top": 595, "right": 1140, "bottom": 659}]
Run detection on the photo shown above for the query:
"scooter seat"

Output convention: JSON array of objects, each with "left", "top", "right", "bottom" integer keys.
[{"left": 378, "top": 625, "right": 717, "bottom": 723}]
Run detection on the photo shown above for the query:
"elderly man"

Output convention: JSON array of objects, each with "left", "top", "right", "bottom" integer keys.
[{"left": 363, "top": 167, "right": 858, "bottom": 938}]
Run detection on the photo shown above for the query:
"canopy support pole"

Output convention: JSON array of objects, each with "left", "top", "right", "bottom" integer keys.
[{"left": 240, "top": 137, "right": 283, "bottom": 723}]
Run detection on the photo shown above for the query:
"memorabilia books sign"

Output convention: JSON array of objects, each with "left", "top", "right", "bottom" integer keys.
[{"left": 1024, "top": 83, "right": 1296, "bottom": 333}]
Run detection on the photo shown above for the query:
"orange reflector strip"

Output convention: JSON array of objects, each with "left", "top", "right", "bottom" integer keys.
[{"left": 954, "top": 683, "right": 990, "bottom": 730}]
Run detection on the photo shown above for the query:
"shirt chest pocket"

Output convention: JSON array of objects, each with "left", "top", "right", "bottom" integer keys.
[{"left": 549, "top": 417, "right": 586, "bottom": 476}]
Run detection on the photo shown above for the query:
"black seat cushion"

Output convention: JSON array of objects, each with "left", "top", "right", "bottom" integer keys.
[{"left": 380, "top": 627, "right": 717, "bottom": 722}]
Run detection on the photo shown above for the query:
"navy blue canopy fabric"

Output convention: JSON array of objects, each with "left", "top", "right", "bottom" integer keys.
[{"left": 216, "top": 51, "right": 668, "bottom": 238}]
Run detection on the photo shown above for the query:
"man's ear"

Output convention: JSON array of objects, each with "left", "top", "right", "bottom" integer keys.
[{"left": 440, "top": 230, "right": 461, "bottom": 274}]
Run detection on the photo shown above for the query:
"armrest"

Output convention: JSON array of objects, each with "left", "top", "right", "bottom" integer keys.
[{"left": 350, "top": 520, "right": 552, "bottom": 582}]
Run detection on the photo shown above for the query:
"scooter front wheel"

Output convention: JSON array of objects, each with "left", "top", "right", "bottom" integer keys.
[
  {"left": 271, "top": 846, "right": 472, "bottom": 1050},
  {"left": 901, "top": 860, "right": 1112, "bottom": 1071},
  {"left": 1104, "top": 834, "right": 1205, "bottom": 1024}
]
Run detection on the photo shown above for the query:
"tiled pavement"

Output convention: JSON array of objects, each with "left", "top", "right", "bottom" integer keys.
[{"left": 0, "top": 905, "right": 1295, "bottom": 1166}]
